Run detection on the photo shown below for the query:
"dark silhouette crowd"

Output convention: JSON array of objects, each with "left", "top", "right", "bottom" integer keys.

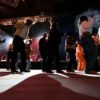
[{"left": 1, "top": 15, "right": 100, "bottom": 75}]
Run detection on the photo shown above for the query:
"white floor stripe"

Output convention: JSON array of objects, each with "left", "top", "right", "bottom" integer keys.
[
  {"left": 48, "top": 71, "right": 100, "bottom": 99},
  {"left": 0, "top": 70, "right": 42, "bottom": 93},
  {"left": 0, "top": 69, "right": 100, "bottom": 94},
  {"left": 74, "top": 70, "right": 100, "bottom": 77},
  {"left": 53, "top": 72, "right": 69, "bottom": 78}
]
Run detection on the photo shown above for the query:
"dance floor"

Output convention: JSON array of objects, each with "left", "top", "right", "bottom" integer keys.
[{"left": 0, "top": 69, "right": 100, "bottom": 100}]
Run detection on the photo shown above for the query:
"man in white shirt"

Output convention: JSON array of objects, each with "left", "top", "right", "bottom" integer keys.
[
  {"left": 78, "top": 15, "right": 94, "bottom": 39},
  {"left": 78, "top": 15, "right": 98, "bottom": 74},
  {"left": 11, "top": 18, "right": 33, "bottom": 73}
]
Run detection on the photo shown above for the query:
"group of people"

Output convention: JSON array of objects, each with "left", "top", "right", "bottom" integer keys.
[
  {"left": 75, "top": 14, "right": 100, "bottom": 74},
  {"left": 5, "top": 14, "right": 100, "bottom": 74},
  {"left": 6, "top": 19, "right": 65, "bottom": 74},
  {"left": 77, "top": 14, "right": 100, "bottom": 74},
  {"left": 39, "top": 14, "right": 100, "bottom": 74},
  {"left": 39, "top": 23, "right": 65, "bottom": 73},
  {"left": 65, "top": 14, "right": 100, "bottom": 74}
]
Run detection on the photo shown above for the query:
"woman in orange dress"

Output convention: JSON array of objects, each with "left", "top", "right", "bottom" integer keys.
[{"left": 76, "top": 42, "right": 86, "bottom": 71}]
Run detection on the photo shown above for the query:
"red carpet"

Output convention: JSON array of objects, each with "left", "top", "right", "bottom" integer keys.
[
  {"left": 0, "top": 73, "right": 99, "bottom": 100},
  {"left": 0, "top": 72, "right": 10, "bottom": 76}
]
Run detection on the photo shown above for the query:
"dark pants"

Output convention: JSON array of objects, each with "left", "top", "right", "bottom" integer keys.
[
  {"left": 47, "top": 46, "right": 61, "bottom": 71},
  {"left": 11, "top": 35, "right": 26, "bottom": 72},
  {"left": 40, "top": 51, "right": 47, "bottom": 71},
  {"left": 6, "top": 51, "right": 13, "bottom": 69},
  {"left": 66, "top": 49, "right": 77, "bottom": 71},
  {"left": 81, "top": 33, "right": 98, "bottom": 73}
]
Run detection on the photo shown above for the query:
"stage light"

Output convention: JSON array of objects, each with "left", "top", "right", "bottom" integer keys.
[
  {"left": 3, "top": 36, "right": 13, "bottom": 49},
  {"left": 37, "top": 35, "right": 43, "bottom": 40},
  {"left": 6, "top": 36, "right": 13, "bottom": 45}
]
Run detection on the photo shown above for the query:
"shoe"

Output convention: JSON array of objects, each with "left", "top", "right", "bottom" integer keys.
[
  {"left": 46, "top": 70, "right": 53, "bottom": 73},
  {"left": 42, "top": 70, "right": 47, "bottom": 72},
  {"left": 7, "top": 68, "right": 10, "bottom": 70},
  {"left": 56, "top": 70, "right": 64, "bottom": 73},
  {"left": 24, "top": 70, "right": 30, "bottom": 72},
  {"left": 11, "top": 70, "right": 19, "bottom": 74},
  {"left": 20, "top": 72, "right": 25, "bottom": 75},
  {"left": 67, "top": 69, "right": 74, "bottom": 72},
  {"left": 86, "top": 70, "right": 97, "bottom": 74}
]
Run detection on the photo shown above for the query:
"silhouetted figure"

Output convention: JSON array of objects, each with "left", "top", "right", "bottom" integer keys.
[
  {"left": 65, "top": 34, "right": 77, "bottom": 72},
  {"left": 39, "top": 32, "right": 48, "bottom": 72},
  {"left": 92, "top": 35, "right": 100, "bottom": 71},
  {"left": 6, "top": 43, "right": 13, "bottom": 70},
  {"left": 47, "top": 22, "right": 64, "bottom": 73}
]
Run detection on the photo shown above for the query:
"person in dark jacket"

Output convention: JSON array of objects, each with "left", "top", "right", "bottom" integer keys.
[
  {"left": 47, "top": 22, "right": 65, "bottom": 73},
  {"left": 39, "top": 32, "right": 48, "bottom": 72}
]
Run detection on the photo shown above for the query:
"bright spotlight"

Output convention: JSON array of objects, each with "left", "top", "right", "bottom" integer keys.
[{"left": 4, "top": 36, "right": 13, "bottom": 49}]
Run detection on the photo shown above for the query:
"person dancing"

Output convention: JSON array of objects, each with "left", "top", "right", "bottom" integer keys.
[
  {"left": 11, "top": 18, "right": 33, "bottom": 73},
  {"left": 78, "top": 15, "right": 98, "bottom": 74}
]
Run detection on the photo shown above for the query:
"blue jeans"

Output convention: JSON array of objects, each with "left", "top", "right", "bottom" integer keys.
[{"left": 26, "top": 59, "right": 31, "bottom": 71}]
